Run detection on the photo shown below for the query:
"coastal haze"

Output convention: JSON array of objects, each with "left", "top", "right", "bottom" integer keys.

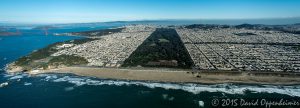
[{"left": 1, "top": 0, "right": 300, "bottom": 108}]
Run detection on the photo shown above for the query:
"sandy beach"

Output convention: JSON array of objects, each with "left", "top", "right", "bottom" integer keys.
[{"left": 33, "top": 67, "right": 300, "bottom": 85}]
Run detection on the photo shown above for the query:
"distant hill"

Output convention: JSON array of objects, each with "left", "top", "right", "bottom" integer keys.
[{"left": 184, "top": 23, "right": 300, "bottom": 34}]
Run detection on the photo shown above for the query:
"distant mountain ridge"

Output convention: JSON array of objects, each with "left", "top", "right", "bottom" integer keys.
[{"left": 2, "top": 17, "right": 300, "bottom": 27}]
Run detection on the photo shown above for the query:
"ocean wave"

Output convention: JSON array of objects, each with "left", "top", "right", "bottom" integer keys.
[
  {"left": 64, "top": 86, "right": 74, "bottom": 91},
  {"left": 0, "top": 82, "right": 9, "bottom": 88},
  {"left": 33, "top": 74, "right": 300, "bottom": 97},
  {"left": 8, "top": 73, "right": 29, "bottom": 80},
  {"left": 3, "top": 73, "right": 300, "bottom": 97},
  {"left": 24, "top": 82, "right": 32, "bottom": 86}
]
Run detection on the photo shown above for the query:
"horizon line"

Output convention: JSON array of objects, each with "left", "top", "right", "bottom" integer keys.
[{"left": 1, "top": 17, "right": 300, "bottom": 25}]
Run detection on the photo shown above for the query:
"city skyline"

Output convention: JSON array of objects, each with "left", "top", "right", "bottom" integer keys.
[{"left": 1, "top": 0, "right": 300, "bottom": 24}]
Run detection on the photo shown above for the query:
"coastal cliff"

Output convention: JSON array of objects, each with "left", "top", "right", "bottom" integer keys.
[{"left": 5, "top": 38, "right": 93, "bottom": 73}]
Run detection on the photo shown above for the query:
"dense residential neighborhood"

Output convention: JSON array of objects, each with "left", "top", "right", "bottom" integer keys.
[
  {"left": 51, "top": 24, "right": 300, "bottom": 72},
  {"left": 176, "top": 27, "right": 300, "bottom": 72},
  {"left": 52, "top": 25, "right": 156, "bottom": 67},
  {"left": 8, "top": 24, "right": 300, "bottom": 73}
]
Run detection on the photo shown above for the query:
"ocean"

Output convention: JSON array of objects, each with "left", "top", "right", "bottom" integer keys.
[{"left": 0, "top": 25, "right": 300, "bottom": 108}]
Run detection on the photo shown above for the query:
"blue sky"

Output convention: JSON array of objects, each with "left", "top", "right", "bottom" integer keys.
[{"left": 0, "top": 0, "right": 300, "bottom": 24}]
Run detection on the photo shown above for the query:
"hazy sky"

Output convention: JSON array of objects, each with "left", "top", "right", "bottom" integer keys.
[{"left": 1, "top": 0, "right": 300, "bottom": 24}]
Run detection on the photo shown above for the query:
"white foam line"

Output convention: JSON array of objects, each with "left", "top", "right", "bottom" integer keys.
[
  {"left": 33, "top": 74, "right": 300, "bottom": 97},
  {"left": 8, "top": 73, "right": 28, "bottom": 80},
  {"left": 3, "top": 73, "right": 300, "bottom": 97}
]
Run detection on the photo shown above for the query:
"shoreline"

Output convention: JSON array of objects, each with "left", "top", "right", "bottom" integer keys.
[{"left": 24, "top": 66, "right": 300, "bottom": 85}]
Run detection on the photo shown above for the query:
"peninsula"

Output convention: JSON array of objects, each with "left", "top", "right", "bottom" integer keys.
[{"left": 5, "top": 24, "right": 300, "bottom": 84}]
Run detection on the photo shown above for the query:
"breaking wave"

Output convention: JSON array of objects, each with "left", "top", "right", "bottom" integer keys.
[
  {"left": 5, "top": 73, "right": 29, "bottom": 80},
  {"left": 3, "top": 73, "right": 300, "bottom": 97},
  {"left": 0, "top": 82, "right": 9, "bottom": 88},
  {"left": 24, "top": 82, "right": 32, "bottom": 86}
]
